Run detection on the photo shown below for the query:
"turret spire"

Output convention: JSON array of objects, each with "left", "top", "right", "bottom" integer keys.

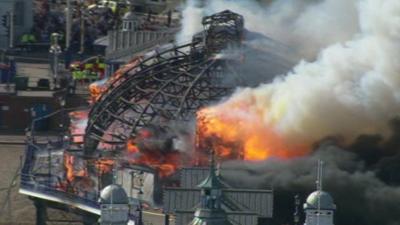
[
  {"left": 210, "top": 148, "right": 216, "bottom": 176},
  {"left": 189, "top": 148, "right": 232, "bottom": 225},
  {"left": 303, "top": 160, "right": 335, "bottom": 225},
  {"left": 316, "top": 160, "right": 324, "bottom": 192},
  {"left": 197, "top": 149, "right": 224, "bottom": 194}
]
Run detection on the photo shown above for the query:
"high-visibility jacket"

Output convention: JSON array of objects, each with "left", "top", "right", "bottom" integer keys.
[
  {"left": 28, "top": 34, "right": 36, "bottom": 43},
  {"left": 98, "top": 63, "right": 106, "bottom": 70},
  {"left": 72, "top": 70, "right": 85, "bottom": 80},
  {"left": 86, "top": 71, "right": 98, "bottom": 80},
  {"left": 21, "top": 34, "right": 29, "bottom": 44},
  {"left": 84, "top": 63, "right": 94, "bottom": 70}
]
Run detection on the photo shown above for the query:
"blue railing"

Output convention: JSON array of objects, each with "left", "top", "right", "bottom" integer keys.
[
  {"left": 21, "top": 107, "right": 102, "bottom": 212},
  {"left": 20, "top": 173, "right": 100, "bottom": 210},
  {"left": 20, "top": 109, "right": 141, "bottom": 224},
  {"left": 21, "top": 143, "right": 100, "bottom": 208}
]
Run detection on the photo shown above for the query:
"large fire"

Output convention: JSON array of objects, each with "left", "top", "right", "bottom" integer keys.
[
  {"left": 66, "top": 97, "right": 311, "bottom": 184},
  {"left": 196, "top": 103, "right": 311, "bottom": 162},
  {"left": 126, "top": 133, "right": 181, "bottom": 178},
  {"left": 89, "top": 57, "right": 142, "bottom": 104},
  {"left": 69, "top": 110, "right": 88, "bottom": 144},
  {"left": 66, "top": 50, "right": 312, "bottom": 188},
  {"left": 64, "top": 154, "right": 87, "bottom": 183},
  {"left": 120, "top": 100, "right": 311, "bottom": 177}
]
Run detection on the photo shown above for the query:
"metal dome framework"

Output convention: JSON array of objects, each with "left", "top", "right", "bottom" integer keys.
[
  {"left": 203, "top": 10, "right": 244, "bottom": 53},
  {"left": 84, "top": 10, "right": 245, "bottom": 154}
]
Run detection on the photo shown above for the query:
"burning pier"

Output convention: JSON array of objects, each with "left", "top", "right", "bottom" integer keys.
[{"left": 19, "top": 10, "right": 275, "bottom": 225}]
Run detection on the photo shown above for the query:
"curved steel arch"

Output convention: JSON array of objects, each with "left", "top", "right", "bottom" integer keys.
[
  {"left": 84, "top": 10, "right": 245, "bottom": 155},
  {"left": 85, "top": 47, "right": 236, "bottom": 154}
]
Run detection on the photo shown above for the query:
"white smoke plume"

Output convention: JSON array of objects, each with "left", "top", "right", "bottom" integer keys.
[
  {"left": 178, "top": 0, "right": 360, "bottom": 59},
  {"left": 232, "top": 0, "right": 360, "bottom": 58},
  {"left": 206, "top": 0, "right": 400, "bottom": 149},
  {"left": 175, "top": 0, "right": 206, "bottom": 44}
]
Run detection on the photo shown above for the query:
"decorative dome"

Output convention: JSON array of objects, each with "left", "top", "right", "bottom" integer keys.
[
  {"left": 304, "top": 191, "right": 336, "bottom": 210},
  {"left": 99, "top": 184, "right": 129, "bottom": 204}
]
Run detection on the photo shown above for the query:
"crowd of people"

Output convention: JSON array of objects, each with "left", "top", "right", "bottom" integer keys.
[{"left": 24, "top": 0, "right": 120, "bottom": 52}]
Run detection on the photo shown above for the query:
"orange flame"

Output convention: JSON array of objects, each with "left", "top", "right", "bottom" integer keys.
[
  {"left": 95, "top": 158, "right": 115, "bottom": 174},
  {"left": 196, "top": 104, "right": 310, "bottom": 163},
  {"left": 69, "top": 110, "right": 88, "bottom": 144},
  {"left": 89, "top": 57, "right": 142, "bottom": 104},
  {"left": 64, "top": 154, "right": 87, "bottom": 183},
  {"left": 65, "top": 154, "right": 75, "bottom": 183},
  {"left": 126, "top": 138, "right": 180, "bottom": 178},
  {"left": 127, "top": 139, "right": 140, "bottom": 153},
  {"left": 89, "top": 80, "right": 108, "bottom": 103}
]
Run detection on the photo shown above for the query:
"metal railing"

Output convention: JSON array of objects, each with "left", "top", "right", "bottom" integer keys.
[
  {"left": 21, "top": 106, "right": 103, "bottom": 212},
  {"left": 29, "top": 106, "right": 88, "bottom": 143},
  {"left": 106, "top": 30, "right": 175, "bottom": 60},
  {"left": 20, "top": 172, "right": 99, "bottom": 209},
  {"left": 21, "top": 143, "right": 101, "bottom": 212}
]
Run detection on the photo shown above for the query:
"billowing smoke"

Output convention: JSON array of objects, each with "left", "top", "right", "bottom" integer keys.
[
  {"left": 178, "top": 0, "right": 360, "bottom": 59},
  {"left": 176, "top": 0, "right": 206, "bottom": 44},
  {"left": 187, "top": 1, "right": 400, "bottom": 224},
  {"left": 214, "top": 0, "right": 360, "bottom": 59},
  {"left": 203, "top": 0, "right": 400, "bottom": 152},
  {"left": 221, "top": 143, "right": 400, "bottom": 225}
]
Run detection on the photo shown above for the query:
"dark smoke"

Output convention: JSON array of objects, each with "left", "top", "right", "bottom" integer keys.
[
  {"left": 221, "top": 128, "right": 400, "bottom": 225},
  {"left": 175, "top": 1, "right": 400, "bottom": 224}
]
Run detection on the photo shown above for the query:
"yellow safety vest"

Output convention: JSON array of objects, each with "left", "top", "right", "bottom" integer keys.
[
  {"left": 84, "top": 63, "right": 94, "bottom": 70},
  {"left": 28, "top": 34, "right": 36, "bottom": 43},
  {"left": 98, "top": 63, "right": 106, "bottom": 69},
  {"left": 21, "top": 34, "right": 29, "bottom": 43},
  {"left": 72, "top": 70, "right": 85, "bottom": 80}
]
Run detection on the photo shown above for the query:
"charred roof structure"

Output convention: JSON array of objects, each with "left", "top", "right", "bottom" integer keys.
[
  {"left": 202, "top": 10, "right": 244, "bottom": 54},
  {"left": 19, "top": 10, "right": 276, "bottom": 225},
  {"left": 84, "top": 10, "right": 245, "bottom": 155}
]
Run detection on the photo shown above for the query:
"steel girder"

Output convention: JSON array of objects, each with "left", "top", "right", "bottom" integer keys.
[
  {"left": 202, "top": 10, "right": 244, "bottom": 54},
  {"left": 84, "top": 44, "right": 235, "bottom": 154},
  {"left": 84, "top": 10, "right": 245, "bottom": 155}
]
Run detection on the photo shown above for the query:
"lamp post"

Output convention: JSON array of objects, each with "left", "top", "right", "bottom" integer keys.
[
  {"left": 57, "top": 95, "right": 66, "bottom": 131},
  {"left": 65, "top": 0, "right": 72, "bottom": 50},
  {"left": 9, "top": 1, "right": 15, "bottom": 49},
  {"left": 49, "top": 33, "right": 62, "bottom": 89},
  {"left": 79, "top": 0, "right": 86, "bottom": 54},
  {"left": 294, "top": 194, "right": 300, "bottom": 225}
]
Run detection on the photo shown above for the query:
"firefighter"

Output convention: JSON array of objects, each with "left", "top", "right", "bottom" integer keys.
[
  {"left": 21, "top": 34, "right": 30, "bottom": 51},
  {"left": 95, "top": 55, "right": 106, "bottom": 79},
  {"left": 72, "top": 68, "right": 84, "bottom": 81},
  {"left": 83, "top": 60, "right": 94, "bottom": 81},
  {"left": 84, "top": 61, "right": 94, "bottom": 71},
  {"left": 87, "top": 70, "right": 98, "bottom": 82},
  {"left": 27, "top": 34, "right": 37, "bottom": 44},
  {"left": 21, "top": 34, "right": 30, "bottom": 45}
]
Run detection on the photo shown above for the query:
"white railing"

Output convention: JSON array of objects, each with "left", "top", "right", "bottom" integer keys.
[{"left": 106, "top": 30, "right": 176, "bottom": 61}]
